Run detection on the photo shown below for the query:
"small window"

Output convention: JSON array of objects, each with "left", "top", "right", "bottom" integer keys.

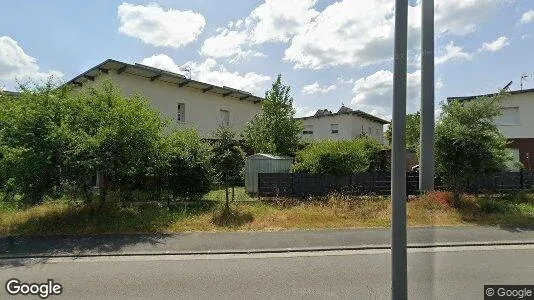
[
  {"left": 331, "top": 124, "right": 339, "bottom": 134},
  {"left": 361, "top": 125, "right": 364, "bottom": 133},
  {"left": 177, "top": 103, "right": 185, "bottom": 123},
  {"left": 376, "top": 128, "right": 380, "bottom": 136},
  {"left": 303, "top": 125, "right": 313, "bottom": 135},
  {"left": 220, "top": 109, "right": 230, "bottom": 126},
  {"left": 369, "top": 127, "right": 372, "bottom": 134}
]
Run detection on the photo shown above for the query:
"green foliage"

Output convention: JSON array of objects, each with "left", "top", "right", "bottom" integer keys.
[
  {"left": 435, "top": 94, "right": 511, "bottom": 202},
  {"left": 157, "top": 129, "right": 214, "bottom": 201},
  {"left": 211, "top": 127, "right": 245, "bottom": 207},
  {"left": 385, "top": 111, "right": 420, "bottom": 154},
  {"left": 0, "top": 80, "right": 213, "bottom": 205},
  {"left": 292, "top": 136, "right": 385, "bottom": 175},
  {"left": 244, "top": 74, "right": 302, "bottom": 156}
]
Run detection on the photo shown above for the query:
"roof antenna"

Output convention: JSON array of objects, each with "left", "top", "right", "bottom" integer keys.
[
  {"left": 501, "top": 80, "right": 513, "bottom": 92},
  {"left": 521, "top": 74, "right": 533, "bottom": 90},
  {"left": 180, "top": 67, "right": 192, "bottom": 80}
]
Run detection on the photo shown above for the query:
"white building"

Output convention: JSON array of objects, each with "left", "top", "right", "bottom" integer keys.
[
  {"left": 66, "top": 59, "right": 263, "bottom": 139},
  {"left": 297, "top": 106, "right": 389, "bottom": 144},
  {"left": 448, "top": 88, "right": 534, "bottom": 170}
]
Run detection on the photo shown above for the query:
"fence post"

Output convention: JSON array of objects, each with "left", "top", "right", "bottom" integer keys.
[
  {"left": 520, "top": 169, "right": 524, "bottom": 190},
  {"left": 291, "top": 173, "right": 295, "bottom": 199}
]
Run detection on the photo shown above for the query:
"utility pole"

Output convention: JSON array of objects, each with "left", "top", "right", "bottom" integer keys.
[
  {"left": 420, "top": 0, "right": 435, "bottom": 191},
  {"left": 391, "top": 0, "right": 408, "bottom": 299}
]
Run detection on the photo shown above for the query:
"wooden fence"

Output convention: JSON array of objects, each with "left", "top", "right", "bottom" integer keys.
[{"left": 257, "top": 171, "right": 534, "bottom": 198}]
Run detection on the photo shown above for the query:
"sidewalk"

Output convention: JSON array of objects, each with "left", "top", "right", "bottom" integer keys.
[{"left": 1, "top": 226, "right": 534, "bottom": 259}]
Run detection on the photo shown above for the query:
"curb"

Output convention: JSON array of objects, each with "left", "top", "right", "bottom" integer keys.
[{"left": 2, "top": 240, "right": 534, "bottom": 260}]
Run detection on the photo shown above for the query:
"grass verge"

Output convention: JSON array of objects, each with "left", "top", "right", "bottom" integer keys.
[{"left": 1, "top": 190, "right": 533, "bottom": 236}]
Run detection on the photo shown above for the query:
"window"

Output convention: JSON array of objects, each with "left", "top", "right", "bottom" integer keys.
[
  {"left": 303, "top": 125, "right": 313, "bottom": 135},
  {"left": 495, "top": 107, "right": 519, "bottom": 125},
  {"left": 376, "top": 128, "right": 380, "bottom": 136},
  {"left": 331, "top": 124, "right": 339, "bottom": 134},
  {"left": 177, "top": 103, "right": 185, "bottom": 123},
  {"left": 220, "top": 109, "right": 230, "bottom": 126},
  {"left": 369, "top": 127, "right": 372, "bottom": 134}
]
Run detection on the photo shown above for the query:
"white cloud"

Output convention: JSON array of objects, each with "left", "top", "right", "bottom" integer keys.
[
  {"left": 118, "top": 2, "right": 205, "bottom": 48},
  {"left": 435, "top": 41, "right": 473, "bottom": 65},
  {"left": 140, "top": 54, "right": 271, "bottom": 95},
  {"left": 0, "top": 36, "right": 63, "bottom": 88},
  {"left": 350, "top": 69, "right": 422, "bottom": 120},
  {"left": 200, "top": 0, "right": 318, "bottom": 62},
  {"left": 200, "top": 29, "right": 265, "bottom": 62},
  {"left": 435, "top": 0, "right": 509, "bottom": 36},
  {"left": 284, "top": 0, "right": 508, "bottom": 69},
  {"left": 301, "top": 82, "right": 337, "bottom": 95},
  {"left": 294, "top": 106, "right": 316, "bottom": 118},
  {"left": 478, "top": 36, "right": 510, "bottom": 52},
  {"left": 140, "top": 54, "right": 183, "bottom": 73},
  {"left": 518, "top": 10, "right": 534, "bottom": 25},
  {"left": 249, "top": 0, "right": 319, "bottom": 44}
]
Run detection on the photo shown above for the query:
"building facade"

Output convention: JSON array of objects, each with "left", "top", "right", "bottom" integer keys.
[
  {"left": 67, "top": 59, "right": 263, "bottom": 139},
  {"left": 297, "top": 106, "right": 389, "bottom": 144},
  {"left": 448, "top": 88, "right": 534, "bottom": 170}
]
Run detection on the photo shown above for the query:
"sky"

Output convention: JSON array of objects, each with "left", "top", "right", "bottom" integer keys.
[{"left": 1, "top": 0, "right": 533, "bottom": 121}]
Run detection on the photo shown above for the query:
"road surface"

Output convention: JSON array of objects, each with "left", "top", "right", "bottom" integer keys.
[{"left": 1, "top": 245, "right": 533, "bottom": 299}]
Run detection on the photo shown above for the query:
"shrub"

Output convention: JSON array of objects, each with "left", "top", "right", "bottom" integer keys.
[
  {"left": 292, "top": 136, "right": 385, "bottom": 175},
  {"left": 156, "top": 129, "right": 214, "bottom": 201}
]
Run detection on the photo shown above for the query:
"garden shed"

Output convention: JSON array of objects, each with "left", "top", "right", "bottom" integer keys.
[{"left": 245, "top": 154, "right": 293, "bottom": 194}]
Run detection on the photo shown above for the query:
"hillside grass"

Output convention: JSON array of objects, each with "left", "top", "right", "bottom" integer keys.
[{"left": 1, "top": 190, "right": 533, "bottom": 236}]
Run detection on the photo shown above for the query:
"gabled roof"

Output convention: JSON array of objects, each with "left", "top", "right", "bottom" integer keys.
[
  {"left": 66, "top": 59, "right": 264, "bottom": 103},
  {"left": 447, "top": 88, "right": 534, "bottom": 103},
  {"left": 297, "top": 106, "right": 389, "bottom": 124}
]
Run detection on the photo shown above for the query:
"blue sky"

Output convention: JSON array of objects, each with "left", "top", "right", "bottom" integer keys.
[{"left": 1, "top": 0, "right": 533, "bottom": 120}]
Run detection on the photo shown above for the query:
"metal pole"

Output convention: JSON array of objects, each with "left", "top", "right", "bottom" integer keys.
[
  {"left": 392, "top": 0, "right": 408, "bottom": 299},
  {"left": 420, "top": 0, "right": 435, "bottom": 191}
]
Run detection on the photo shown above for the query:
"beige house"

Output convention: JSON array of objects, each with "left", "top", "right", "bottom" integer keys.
[
  {"left": 66, "top": 59, "right": 263, "bottom": 139},
  {"left": 448, "top": 88, "right": 534, "bottom": 170},
  {"left": 297, "top": 106, "right": 389, "bottom": 144}
]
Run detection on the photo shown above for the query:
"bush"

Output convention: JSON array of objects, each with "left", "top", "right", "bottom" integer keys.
[
  {"left": 155, "top": 129, "right": 214, "bottom": 201},
  {"left": 292, "top": 136, "right": 385, "bottom": 174}
]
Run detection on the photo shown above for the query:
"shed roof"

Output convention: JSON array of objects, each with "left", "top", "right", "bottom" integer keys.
[
  {"left": 246, "top": 153, "right": 293, "bottom": 160},
  {"left": 65, "top": 59, "right": 264, "bottom": 104}
]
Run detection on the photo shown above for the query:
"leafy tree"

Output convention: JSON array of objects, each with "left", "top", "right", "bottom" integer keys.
[
  {"left": 0, "top": 83, "right": 74, "bottom": 203},
  {"left": 157, "top": 129, "right": 213, "bottom": 202},
  {"left": 435, "top": 94, "right": 510, "bottom": 203},
  {"left": 244, "top": 75, "right": 302, "bottom": 156},
  {"left": 212, "top": 127, "right": 245, "bottom": 209},
  {"left": 292, "top": 136, "right": 385, "bottom": 175},
  {"left": 385, "top": 112, "right": 420, "bottom": 154}
]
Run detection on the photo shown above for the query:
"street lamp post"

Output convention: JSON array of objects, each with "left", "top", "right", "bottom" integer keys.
[
  {"left": 391, "top": 0, "right": 408, "bottom": 299},
  {"left": 420, "top": 0, "right": 435, "bottom": 192}
]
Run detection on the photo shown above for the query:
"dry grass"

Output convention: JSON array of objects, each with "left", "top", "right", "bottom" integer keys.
[{"left": 1, "top": 191, "right": 532, "bottom": 236}]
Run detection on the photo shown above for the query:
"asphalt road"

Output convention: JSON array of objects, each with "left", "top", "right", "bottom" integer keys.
[{"left": 1, "top": 246, "right": 533, "bottom": 299}]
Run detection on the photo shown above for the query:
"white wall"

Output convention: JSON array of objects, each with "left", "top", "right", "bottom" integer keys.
[
  {"left": 300, "top": 114, "right": 385, "bottom": 143},
  {"left": 80, "top": 70, "right": 262, "bottom": 139},
  {"left": 494, "top": 92, "right": 534, "bottom": 139}
]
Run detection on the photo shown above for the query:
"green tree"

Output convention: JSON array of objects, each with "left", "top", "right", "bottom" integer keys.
[
  {"left": 244, "top": 75, "right": 302, "bottom": 156},
  {"left": 435, "top": 94, "right": 510, "bottom": 203},
  {"left": 292, "top": 136, "right": 385, "bottom": 175},
  {"left": 385, "top": 112, "right": 420, "bottom": 154},
  {"left": 212, "top": 127, "right": 245, "bottom": 209}
]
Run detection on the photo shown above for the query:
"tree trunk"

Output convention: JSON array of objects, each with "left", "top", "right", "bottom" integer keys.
[
  {"left": 225, "top": 184, "right": 229, "bottom": 210},
  {"left": 232, "top": 186, "right": 235, "bottom": 201},
  {"left": 452, "top": 180, "right": 461, "bottom": 207}
]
